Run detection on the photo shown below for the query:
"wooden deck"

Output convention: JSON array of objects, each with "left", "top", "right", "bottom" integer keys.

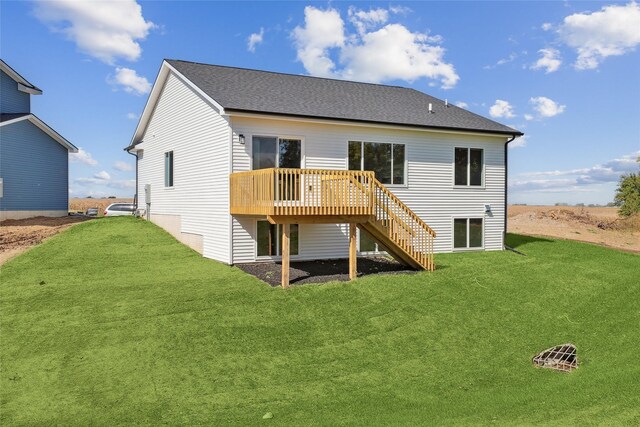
[{"left": 230, "top": 168, "right": 436, "bottom": 287}]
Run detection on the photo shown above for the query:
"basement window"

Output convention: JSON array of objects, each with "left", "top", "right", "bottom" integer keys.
[
  {"left": 455, "top": 147, "right": 483, "bottom": 186},
  {"left": 453, "top": 218, "right": 483, "bottom": 249}
]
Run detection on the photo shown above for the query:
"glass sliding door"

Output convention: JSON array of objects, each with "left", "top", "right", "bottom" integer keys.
[
  {"left": 252, "top": 136, "right": 301, "bottom": 170},
  {"left": 252, "top": 136, "right": 277, "bottom": 169},
  {"left": 252, "top": 136, "right": 301, "bottom": 258},
  {"left": 257, "top": 221, "right": 299, "bottom": 257},
  {"left": 278, "top": 139, "right": 301, "bottom": 201},
  {"left": 278, "top": 139, "right": 301, "bottom": 168}
]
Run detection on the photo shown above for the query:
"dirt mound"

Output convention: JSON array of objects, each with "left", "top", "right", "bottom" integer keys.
[
  {"left": 534, "top": 209, "right": 640, "bottom": 232},
  {"left": 0, "top": 216, "right": 89, "bottom": 264},
  {"left": 508, "top": 205, "right": 640, "bottom": 253}
]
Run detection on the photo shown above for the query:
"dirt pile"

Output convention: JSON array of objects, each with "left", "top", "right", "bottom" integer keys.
[
  {"left": 534, "top": 209, "right": 639, "bottom": 231},
  {"left": 508, "top": 206, "right": 640, "bottom": 253},
  {"left": 0, "top": 216, "right": 89, "bottom": 264}
]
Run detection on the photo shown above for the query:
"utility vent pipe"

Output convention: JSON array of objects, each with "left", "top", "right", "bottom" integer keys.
[{"left": 428, "top": 103, "right": 433, "bottom": 114}]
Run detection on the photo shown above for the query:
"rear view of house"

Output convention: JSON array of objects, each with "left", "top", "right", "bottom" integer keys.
[
  {"left": 0, "top": 59, "right": 77, "bottom": 220},
  {"left": 127, "top": 59, "right": 522, "bottom": 284}
]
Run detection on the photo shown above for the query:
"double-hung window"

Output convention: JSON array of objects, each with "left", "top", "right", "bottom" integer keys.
[
  {"left": 348, "top": 141, "right": 405, "bottom": 185},
  {"left": 453, "top": 218, "right": 483, "bottom": 249},
  {"left": 454, "top": 147, "right": 483, "bottom": 186},
  {"left": 164, "top": 151, "right": 174, "bottom": 187}
]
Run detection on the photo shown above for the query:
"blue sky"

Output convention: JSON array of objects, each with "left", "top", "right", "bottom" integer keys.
[{"left": 1, "top": 1, "right": 638, "bottom": 204}]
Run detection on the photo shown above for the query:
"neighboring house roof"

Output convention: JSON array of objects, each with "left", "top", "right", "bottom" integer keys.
[
  {"left": 0, "top": 113, "right": 30, "bottom": 123},
  {"left": 128, "top": 59, "right": 522, "bottom": 150},
  {"left": 0, "top": 113, "right": 78, "bottom": 152},
  {"left": 0, "top": 59, "right": 43, "bottom": 95}
]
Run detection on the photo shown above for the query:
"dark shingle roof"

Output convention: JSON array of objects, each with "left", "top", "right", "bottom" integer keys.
[
  {"left": 1, "top": 113, "right": 30, "bottom": 123},
  {"left": 167, "top": 59, "right": 522, "bottom": 136}
]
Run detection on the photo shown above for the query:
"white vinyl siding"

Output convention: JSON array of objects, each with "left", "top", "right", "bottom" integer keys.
[
  {"left": 137, "top": 71, "right": 231, "bottom": 263},
  {"left": 230, "top": 116, "right": 506, "bottom": 262}
]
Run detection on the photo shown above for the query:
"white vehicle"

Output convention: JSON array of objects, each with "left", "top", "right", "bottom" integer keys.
[{"left": 103, "top": 203, "right": 136, "bottom": 217}]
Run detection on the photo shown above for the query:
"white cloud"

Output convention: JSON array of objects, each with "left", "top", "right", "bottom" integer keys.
[
  {"left": 112, "top": 67, "right": 151, "bottom": 95},
  {"left": 33, "top": 0, "right": 155, "bottom": 64},
  {"left": 489, "top": 99, "right": 516, "bottom": 118},
  {"left": 512, "top": 151, "right": 639, "bottom": 192},
  {"left": 113, "top": 161, "right": 133, "bottom": 172},
  {"left": 75, "top": 177, "right": 135, "bottom": 189},
  {"left": 339, "top": 24, "right": 458, "bottom": 89},
  {"left": 247, "top": 27, "right": 264, "bottom": 52},
  {"left": 509, "top": 134, "right": 528, "bottom": 148},
  {"left": 529, "top": 96, "right": 566, "bottom": 118},
  {"left": 558, "top": 1, "right": 640, "bottom": 70},
  {"left": 126, "top": 112, "right": 138, "bottom": 120},
  {"left": 455, "top": 101, "right": 468, "bottom": 108},
  {"left": 70, "top": 147, "right": 97, "bottom": 166},
  {"left": 348, "top": 7, "right": 389, "bottom": 35},
  {"left": 531, "top": 48, "right": 562, "bottom": 73},
  {"left": 524, "top": 114, "right": 534, "bottom": 121},
  {"left": 94, "top": 170, "right": 111, "bottom": 180},
  {"left": 541, "top": 23, "right": 553, "bottom": 31},
  {"left": 483, "top": 52, "right": 518, "bottom": 70},
  {"left": 292, "top": 6, "right": 459, "bottom": 89},
  {"left": 292, "top": 6, "right": 346, "bottom": 77},
  {"left": 389, "top": 5, "right": 412, "bottom": 15}
]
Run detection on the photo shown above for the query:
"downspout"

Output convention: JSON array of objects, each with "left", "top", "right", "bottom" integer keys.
[
  {"left": 504, "top": 134, "right": 517, "bottom": 248},
  {"left": 126, "top": 148, "right": 138, "bottom": 210}
]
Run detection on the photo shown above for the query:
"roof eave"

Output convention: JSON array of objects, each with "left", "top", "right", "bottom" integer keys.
[
  {"left": 225, "top": 108, "right": 524, "bottom": 138},
  {"left": 0, "top": 114, "right": 77, "bottom": 152},
  {"left": 0, "top": 60, "right": 42, "bottom": 94}
]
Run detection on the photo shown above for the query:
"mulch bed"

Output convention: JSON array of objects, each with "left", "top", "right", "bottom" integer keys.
[{"left": 236, "top": 256, "right": 416, "bottom": 286}]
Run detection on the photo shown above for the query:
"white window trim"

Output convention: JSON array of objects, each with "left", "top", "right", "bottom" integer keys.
[
  {"left": 452, "top": 146, "right": 485, "bottom": 189},
  {"left": 357, "top": 229, "right": 388, "bottom": 255},
  {"left": 164, "top": 151, "right": 174, "bottom": 188},
  {"left": 254, "top": 220, "right": 302, "bottom": 261},
  {"left": 348, "top": 140, "right": 408, "bottom": 187},
  {"left": 451, "top": 216, "right": 485, "bottom": 251},
  {"left": 248, "top": 133, "right": 306, "bottom": 171}
]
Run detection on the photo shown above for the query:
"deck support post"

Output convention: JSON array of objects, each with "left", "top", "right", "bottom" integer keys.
[
  {"left": 349, "top": 223, "right": 357, "bottom": 280},
  {"left": 281, "top": 223, "right": 290, "bottom": 288}
]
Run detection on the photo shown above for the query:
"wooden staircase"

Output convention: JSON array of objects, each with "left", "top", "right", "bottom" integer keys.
[
  {"left": 358, "top": 179, "right": 435, "bottom": 271},
  {"left": 230, "top": 168, "right": 436, "bottom": 286}
]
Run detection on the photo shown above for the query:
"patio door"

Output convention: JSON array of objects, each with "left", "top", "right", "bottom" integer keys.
[
  {"left": 252, "top": 136, "right": 301, "bottom": 170},
  {"left": 252, "top": 136, "right": 301, "bottom": 201}
]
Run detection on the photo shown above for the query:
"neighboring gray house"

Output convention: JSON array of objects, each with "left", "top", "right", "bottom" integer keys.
[
  {"left": 127, "top": 60, "right": 522, "bottom": 285},
  {"left": 0, "top": 59, "right": 77, "bottom": 220}
]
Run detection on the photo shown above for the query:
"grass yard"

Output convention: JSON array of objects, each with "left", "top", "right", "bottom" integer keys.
[{"left": 1, "top": 217, "right": 639, "bottom": 425}]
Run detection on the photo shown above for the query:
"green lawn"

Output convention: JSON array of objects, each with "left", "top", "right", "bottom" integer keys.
[{"left": 1, "top": 218, "right": 639, "bottom": 425}]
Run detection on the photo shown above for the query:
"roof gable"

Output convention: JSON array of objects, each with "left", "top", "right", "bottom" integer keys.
[
  {"left": 0, "top": 113, "right": 77, "bottom": 152},
  {"left": 0, "top": 59, "right": 42, "bottom": 95}
]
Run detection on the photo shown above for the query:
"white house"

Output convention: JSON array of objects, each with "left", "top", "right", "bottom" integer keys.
[{"left": 126, "top": 59, "right": 522, "bottom": 285}]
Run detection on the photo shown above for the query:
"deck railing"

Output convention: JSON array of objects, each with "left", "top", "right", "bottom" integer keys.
[
  {"left": 230, "top": 168, "right": 435, "bottom": 271},
  {"left": 371, "top": 180, "right": 436, "bottom": 270},
  {"left": 230, "top": 168, "right": 376, "bottom": 216}
]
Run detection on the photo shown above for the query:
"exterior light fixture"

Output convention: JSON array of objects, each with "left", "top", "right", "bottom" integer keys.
[{"left": 239, "top": 134, "right": 245, "bottom": 144}]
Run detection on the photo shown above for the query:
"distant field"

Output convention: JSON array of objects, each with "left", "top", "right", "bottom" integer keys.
[
  {"left": 508, "top": 205, "right": 639, "bottom": 252},
  {"left": 69, "top": 198, "right": 133, "bottom": 213},
  {"left": 509, "top": 205, "right": 619, "bottom": 219}
]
